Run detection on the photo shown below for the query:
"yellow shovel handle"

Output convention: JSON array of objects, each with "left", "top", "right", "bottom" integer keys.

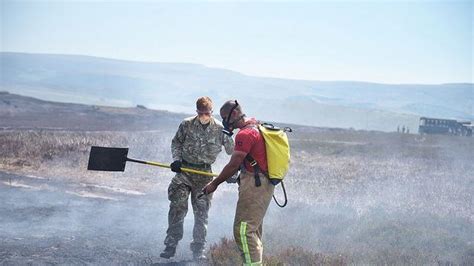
[{"left": 143, "top": 161, "right": 218, "bottom": 177}]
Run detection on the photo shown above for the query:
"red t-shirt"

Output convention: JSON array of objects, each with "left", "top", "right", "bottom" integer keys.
[{"left": 234, "top": 120, "right": 268, "bottom": 173}]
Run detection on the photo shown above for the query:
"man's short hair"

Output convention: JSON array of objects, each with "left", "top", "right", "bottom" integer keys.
[{"left": 196, "top": 96, "right": 213, "bottom": 111}]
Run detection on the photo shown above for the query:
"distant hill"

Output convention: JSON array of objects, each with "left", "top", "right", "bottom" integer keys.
[
  {"left": 0, "top": 92, "right": 345, "bottom": 134},
  {"left": 1, "top": 52, "right": 472, "bottom": 131},
  {"left": 0, "top": 91, "right": 185, "bottom": 131}
]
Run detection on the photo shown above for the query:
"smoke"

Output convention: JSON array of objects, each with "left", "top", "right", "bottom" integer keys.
[
  {"left": 261, "top": 132, "right": 473, "bottom": 264},
  {"left": 1, "top": 129, "right": 472, "bottom": 264}
]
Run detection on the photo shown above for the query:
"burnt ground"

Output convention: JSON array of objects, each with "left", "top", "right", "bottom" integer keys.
[
  {"left": 0, "top": 171, "right": 239, "bottom": 265},
  {"left": 2, "top": 129, "right": 473, "bottom": 265}
]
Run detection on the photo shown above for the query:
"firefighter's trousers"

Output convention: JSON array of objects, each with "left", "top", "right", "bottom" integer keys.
[{"left": 233, "top": 170, "right": 274, "bottom": 266}]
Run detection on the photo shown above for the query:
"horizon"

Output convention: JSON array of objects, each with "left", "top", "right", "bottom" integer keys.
[
  {"left": 1, "top": 1, "right": 472, "bottom": 84},
  {"left": 2, "top": 51, "right": 472, "bottom": 132}
]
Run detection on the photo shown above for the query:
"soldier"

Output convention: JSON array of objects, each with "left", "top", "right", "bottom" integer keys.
[{"left": 160, "top": 97, "right": 234, "bottom": 260}]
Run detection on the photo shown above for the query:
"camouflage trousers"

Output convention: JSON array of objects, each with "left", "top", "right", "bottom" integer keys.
[{"left": 164, "top": 171, "right": 213, "bottom": 253}]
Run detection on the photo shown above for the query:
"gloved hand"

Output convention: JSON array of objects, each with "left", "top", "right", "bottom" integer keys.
[{"left": 170, "top": 160, "right": 182, "bottom": 173}]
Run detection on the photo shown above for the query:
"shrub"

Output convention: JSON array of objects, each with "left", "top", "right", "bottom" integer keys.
[
  {"left": 208, "top": 237, "right": 242, "bottom": 265},
  {"left": 207, "top": 238, "right": 347, "bottom": 266}
]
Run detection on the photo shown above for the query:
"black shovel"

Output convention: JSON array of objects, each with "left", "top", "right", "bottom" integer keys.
[{"left": 87, "top": 146, "right": 218, "bottom": 177}]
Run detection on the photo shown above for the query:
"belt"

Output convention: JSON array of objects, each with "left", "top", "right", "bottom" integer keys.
[{"left": 182, "top": 160, "right": 211, "bottom": 169}]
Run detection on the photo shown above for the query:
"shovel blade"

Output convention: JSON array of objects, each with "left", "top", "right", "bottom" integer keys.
[{"left": 87, "top": 146, "right": 128, "bottom": 171}]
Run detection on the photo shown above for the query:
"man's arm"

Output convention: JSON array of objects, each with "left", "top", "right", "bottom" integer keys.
[
  {"left": 202, "top": 150, "right": 246, "bottom": 194},
  {"left": 171, "top": 121, "right": 186, "bottom": 161}
]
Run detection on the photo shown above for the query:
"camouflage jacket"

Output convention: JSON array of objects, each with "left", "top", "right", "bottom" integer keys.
[{"left": 171, "top": 116, "right": 234, "bottom": 165}]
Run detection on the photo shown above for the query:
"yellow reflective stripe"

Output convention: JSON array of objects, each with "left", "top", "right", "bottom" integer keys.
[
  {"left": 240, "top": 222, "right": 252, "bottom": 264},
  {"left": 243, "top": 262, "right": 262, "bottom": 266}
]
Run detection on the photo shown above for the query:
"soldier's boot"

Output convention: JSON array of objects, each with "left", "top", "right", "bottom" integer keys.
[
  {"left": 192, "top": 250, "right": 206, "bottom": 261},
  {"left": 190, "top": 242, "right": 206, "bottom": 261},
  {"left": 160, "top": 246, "right": 176, "bottom": 259}
]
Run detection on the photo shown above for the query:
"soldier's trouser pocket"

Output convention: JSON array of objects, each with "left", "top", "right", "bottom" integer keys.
[{"left": 168, "top": 178, "right": 190, "bottom": 203}]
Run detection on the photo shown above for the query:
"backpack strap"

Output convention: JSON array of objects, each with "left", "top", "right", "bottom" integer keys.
[
  {"left": 243, "top": 122, "right": 264, "bottom": 187},
  {"left": 245, "top": 154, "right": 262, "bottom": 187},
  {"left": 246, "top": 154, "right": 288, "bottom": 208}
]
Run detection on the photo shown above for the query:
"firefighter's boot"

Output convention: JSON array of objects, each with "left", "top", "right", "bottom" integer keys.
[{"left": 160, "top": 246, "right": 176, "bottom": 259}]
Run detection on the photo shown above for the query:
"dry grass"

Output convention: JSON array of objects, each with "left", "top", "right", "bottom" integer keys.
[
  {"left": 0, "top": 130, "right": 122, "bottom": 167},
  {"left": 1, "top": 128, "right": 473, "bottom": 264},
  {"left": 208, "top": 237, "right": 242, "bottom": 265},
  {"left": 208, "top": 237, "right": 347, "bottom": 266},
  {"left": 0, "top": 130, "right": 176, "bottom": 191}
]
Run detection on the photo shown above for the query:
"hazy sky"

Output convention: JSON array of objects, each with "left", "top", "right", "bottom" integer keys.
[{"left": 1, "top": 0, "right": 472, "bottom": 84}]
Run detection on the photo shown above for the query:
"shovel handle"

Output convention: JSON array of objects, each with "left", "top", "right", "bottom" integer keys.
[{"left": 127, "top": 158, "right": 218, "bottom": 177}]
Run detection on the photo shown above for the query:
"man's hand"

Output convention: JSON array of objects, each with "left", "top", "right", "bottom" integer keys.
[
  {"left": 170, "top": 160, "right": 182, "bottom": 173},
  {"left": 201, "top": 150, "right": 246, "bottom": 196},
  {"left": 202, "top": 181, "right": 218, "bottom": 195},
  {"left": 225, "top": 171, "right": 239, "bottom": 183}
]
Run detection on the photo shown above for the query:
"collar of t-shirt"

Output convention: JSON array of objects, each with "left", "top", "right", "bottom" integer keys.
[{"left": 241, "top": 117, "right": 259, "bottom": 129}]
